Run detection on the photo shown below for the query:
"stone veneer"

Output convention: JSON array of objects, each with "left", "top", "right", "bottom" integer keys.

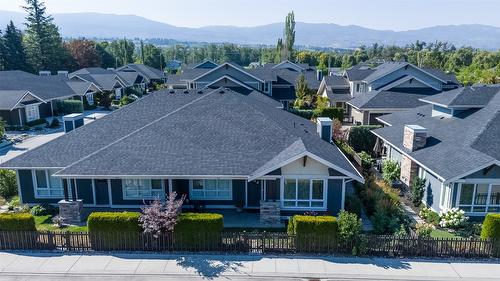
[
  {"left": 400, "top": 154, "right": 418, "bottom": 187},
  {"left": 58, "top": 199, "right": 83, "bottom": 224},
  {"left": 260, "top": 201, "right": 281, "bottom": 225},
  {"left": 403, "top": 125, "right": 427, "bottom": 152}
]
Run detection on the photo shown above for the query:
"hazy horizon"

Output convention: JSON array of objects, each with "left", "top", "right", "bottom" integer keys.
[{"left": 1, "top": 0, "right": 500, "bottom": 31}]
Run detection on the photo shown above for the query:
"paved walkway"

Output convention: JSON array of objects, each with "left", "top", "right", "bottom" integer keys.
[{"left": 0, "top": 252, "right": 497, "bottom": 280}]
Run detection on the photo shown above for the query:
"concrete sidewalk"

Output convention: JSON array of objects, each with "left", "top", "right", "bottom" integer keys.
[{"left": 0, "top": 252, "right": 498, "bottom": 280}]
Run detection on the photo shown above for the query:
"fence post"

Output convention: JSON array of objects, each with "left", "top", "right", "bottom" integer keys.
[
  {"left": 65, "top": 232, "right": 71, "bottom": 251},
  {"left": 261, "top": 231, "right": 266, "bottom": 254}
]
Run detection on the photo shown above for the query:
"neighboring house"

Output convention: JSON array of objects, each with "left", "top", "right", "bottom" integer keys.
[
  {"left": 166, "top": 60, "right": 322, "bottom": 108},
  {"left": 69, "top": 67, "right": 145, "bottom": 99},
  {"left": 116, "top": 64, "right": 166, "bottom": 87},
  {"left": 318, "top": 62, "right": 459, "bottom": 125},
  {"left": 372, "top": 85, "right": 500, "bottom": 217},
  {"left": 0, "top": 70, "right": 100, "bottom": 126},
  {"left": 0, "top": 87, "right": 363, "bottom": 220}
]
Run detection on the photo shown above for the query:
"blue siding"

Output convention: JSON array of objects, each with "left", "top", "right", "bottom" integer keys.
[
  {"left": 110, "top": 179, "right": 162, "bottom": 206},
  {"left": 462, "top": 165, "right": 500, "bottom": 179},
  {"left": 247, "top": 181, "right": 261, "bottom": 207},
  {"left": 423, "top": 171, "right": 443, "bottom": 211},
  {"left": 327, "top": 179, "right": 343, "bottom": 216}
]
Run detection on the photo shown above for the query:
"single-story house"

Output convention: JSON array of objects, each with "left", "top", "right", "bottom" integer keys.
[
  {"left": 0, "top": 87, "right": 363, "bottom": 221},
  {"left": 372, "top": 85, "right": 500, "bottom": 217},
  {"left": 0, "top": 70, "right": 100, "bottom": 126},
  {"left": 117, "top": 63, "right": 166, "bottom": 86}
]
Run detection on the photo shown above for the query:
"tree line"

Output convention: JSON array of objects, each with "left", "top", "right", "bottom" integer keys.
[{"left": 0, "top": 1, "right": 498, "bottom": 85}]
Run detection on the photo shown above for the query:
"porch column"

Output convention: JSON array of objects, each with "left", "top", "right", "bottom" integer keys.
[
  {"left": 63, "top": 179, "right": 69, "bottom": 201},
  {"left": 70, "top": 179, "right": 77, "bottom": 201}
]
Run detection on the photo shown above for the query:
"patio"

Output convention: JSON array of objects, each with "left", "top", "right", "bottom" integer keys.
[{"left": 216, "top": 210, "right": 286, "bottom": 229}]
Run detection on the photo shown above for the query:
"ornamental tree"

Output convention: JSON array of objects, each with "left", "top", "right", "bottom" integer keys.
[{"left": 139, "top": 192, "right": 186, "bottom": 237}]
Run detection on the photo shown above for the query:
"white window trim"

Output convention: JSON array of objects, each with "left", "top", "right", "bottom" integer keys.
[
  {"left": 456, "top": 182, "right": 500, "bottom": 214},
  {"left": 189, "top": 179, "right": 233, "bottom": 200},
  {"left": 32, "top": 169, "right": 64, "bottom": 199},
  {"left": 122, "top": 179, "right": 164, "bottom": 200},
  {"left": 281, "top": 177, "right": 327, "bottom": 211}
]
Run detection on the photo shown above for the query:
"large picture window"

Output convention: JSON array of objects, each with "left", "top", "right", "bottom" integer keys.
[
  {"left": 458, "top": 183, "right": 500, "bottom": 213},
  {"left": 123, "top": 179, "right": 163, "bottom": 199},
  {"left": 33, "top": 169, "right": 63, "bottom": 198},
  {"left": 190, "top": 179, "right": 232, "bottom": 200},
  {"left": 283, "top": 178, "right": 326, "bottom": 209}
]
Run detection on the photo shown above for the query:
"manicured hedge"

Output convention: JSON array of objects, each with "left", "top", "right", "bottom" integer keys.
[
  {"left": 87, "top": 212, "right": 141, "bottom": 233},
  {"left": 56, "top": 100, "right": 84, "bottom": 115},
  {"left": 25, "top": 118, "right": 47, "bottom": 127},
  {"left": 287, "top": 108, "right": 314, "bottom": 120},
  {"left": 481, "top": 214, "right": 500, "bottom": 239},
  {"left": 288, "top": 215, "right": 338, "bottom": 252},
  {"left": 174, "top": 213, "right": 224, "bottom": 249},
  {"left": 313, "top": 107, "right": 343, "bottom": 121},
  {"left": 0, "top": 213, "right": 36, "bottom": 231}
]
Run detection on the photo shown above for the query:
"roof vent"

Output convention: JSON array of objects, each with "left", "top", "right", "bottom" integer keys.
[
  {"left": 169, "top": 90, "right": 175, "bottom": 94},
  {"left": 183, "top": 90, "right": 189, "bottom": 94},
  {"left": 197, "top": 90, "right": 203, "bottom": 94},
  {"left": 219, "top": 90, "right": 225, "bottom": 94}
]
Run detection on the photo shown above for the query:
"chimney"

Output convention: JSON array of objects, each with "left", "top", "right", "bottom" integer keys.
[
  {"left": 403, "top": 125, "right": 427, "bottom": 151},
  {"left": 39, "top": 71, "right": 51, "bottom": 76},
  {"left": 316, "top": 69, "right": 323, "bottom": 81},
  {"left": 63, "top": 113, "right": 84, "bottom": 133},
  {"left": 316, "top": 117, "right": 332, "bottom": 142}
]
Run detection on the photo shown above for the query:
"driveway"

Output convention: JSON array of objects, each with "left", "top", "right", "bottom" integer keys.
[{"left": 0, "top": 252, "right": 497, "bottom": 280}]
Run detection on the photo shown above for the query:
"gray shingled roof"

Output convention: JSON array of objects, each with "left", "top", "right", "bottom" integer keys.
[
  {"left": 0, "top": 70, "right": 87, "bottom": 101},
  {"left": 324, "top": 75, "right": 350, "bottom": 88},
  {"left": 348, "top": 90, "right": 437, "bottom": 110},
  {"left": 0, "top": 90, "right": 31, "bottom": 110},
  {"left": 420, "top": 86, "right": 499, "bottom": 107},
  {"left": 373, "top": 86, "right": 500, "bottom": 180},
  {"left": 1, "top": 88, "right": 361, "bottom": 181},
  {"left": 117, "top": 64, "right": 165, "bottom": 81},
  {"left": 345, "top": 64, "right": 375, "bottom": 81}
]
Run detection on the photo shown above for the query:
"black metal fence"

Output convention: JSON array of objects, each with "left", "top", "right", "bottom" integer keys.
[{"left": 0, "top": 231, "right": 498, "bottom": 258}]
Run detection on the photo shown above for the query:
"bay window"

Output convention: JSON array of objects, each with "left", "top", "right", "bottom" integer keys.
[
  {"left": 33, "top": 169, "right": 63, "bottom": 198},
  {"left": 190, "top": 179, "right": 232, "bottom": 200},
  {"left": 458, "top": 183, "right": 500, "bottom": 213},
  {"left": 123, "top": 179, "right": 163, "bottom": 199},
  {"left": 283, "top": 178, "right": 326, "bottom": 209}
]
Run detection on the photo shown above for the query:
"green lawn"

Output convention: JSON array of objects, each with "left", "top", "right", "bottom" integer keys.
[
  {"left": 430, "top": 228, "right": 461, "bottom": 239},
  {"left": 34, "top": 215, "right": 88, "bottom": 232}
]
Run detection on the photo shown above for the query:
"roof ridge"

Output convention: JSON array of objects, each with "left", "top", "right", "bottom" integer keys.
[{"left": 53, "top": 89, "right": 219, "bottom": 176}]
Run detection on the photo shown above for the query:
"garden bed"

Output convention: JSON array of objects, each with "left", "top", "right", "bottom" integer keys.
[{"left": 34, "top": 215, "right": 87, "bottom": 232}]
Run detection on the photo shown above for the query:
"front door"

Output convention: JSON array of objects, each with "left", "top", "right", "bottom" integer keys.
[
  {"left": 247, "top": 181, "right": 261, "bottom": 207},
  {"left": 265, "top": 179, "right": 280, "bottom": 201},
  {"left": 94, "top": 179, "right": 110, "bottom": 205}
]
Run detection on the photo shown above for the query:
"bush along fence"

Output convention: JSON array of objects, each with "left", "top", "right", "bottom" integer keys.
[{"left": 0, "top": 230, "right": 497, "bottom": 258}]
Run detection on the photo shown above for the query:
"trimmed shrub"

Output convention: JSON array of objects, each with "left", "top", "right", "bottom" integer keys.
[
  {"left": 439, "top": 208, "right": 468, "bottom": 229},
  {"left": 382, "top": 160, "right": 401, "bottom": 184},
  {"left": 481, "top": 214, "right": 500, "bottom": 239},
  {"left": 288, "top": 215, "right": 338, "bottom": 252},
  {"left": 411, "top": 177, "right": 426, "bottom": 207},
  {"left": 419, "top": 206, "right": 440, "bottom": 226},
  {"left": 312, "top": 107, "right": 343, "bottom": 121},
  {"left": 0, "top": 170, "right": 17, "bottom": 198},
  {"left": 56, "top": 99, "right": 84, "bottom": 115},
  {"left": 337, "top": 210, "right": 365, "bottom": 255},
  {"left": 347, "top": 125, "right": 381, "bottom": 153},
  {"left": 87, "top": 212, "right": 141, "bottom": 250},
  {"left": 415, "top": 222, "right": 435, "bottom": 238},
  {"left": 0, "top": 213, "right": 36, "bottom": 231},
  {"left": 287, "top": 108, "right": 314, "bottom": 119},
  {"left": 173, "top": 213, "right": 224, "bottom": 250},
  {"left": 30, "top": 203, "right": 57, "bottom": 216}
]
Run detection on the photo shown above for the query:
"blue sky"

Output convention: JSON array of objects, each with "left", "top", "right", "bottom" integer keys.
[{"left": 2, "top": 0, "right": 500, "bottom": 30}]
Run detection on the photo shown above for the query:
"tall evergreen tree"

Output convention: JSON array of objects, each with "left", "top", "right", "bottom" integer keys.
[
  {"left": 275, "top": 38, "right": 283, "bottom": 63},
  {"left": 3, "top": 21, "right": 28, "bottom": 71},
  {"left": 283, "top": 11, "right": 295, "bottom": 60},
  {"left": 23, "top": 0, "right": 68, "bottom": 72},
  {"left": 0, "top": 30, "right": 4, "bottom": 70}
]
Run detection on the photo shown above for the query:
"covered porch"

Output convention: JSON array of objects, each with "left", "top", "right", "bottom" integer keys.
[{"left": 216, "top": 209, "right": 285, "bottom": 229}]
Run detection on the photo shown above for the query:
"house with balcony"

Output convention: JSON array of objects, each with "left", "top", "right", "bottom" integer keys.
[
  {"left": 318, "top": 62, "right": 460, "bottom": 125},
  {"left": 166, "top": 60, "right": 322, "bottom": 108},
  {"left": 0, "top": 70, "right": 100, "bottom": 126},
  {"left": 371, "top": 85, "right": 500, "bottom": 217},
  {"left": 0, "top": 87, "right": 363, "bottom": 225}
]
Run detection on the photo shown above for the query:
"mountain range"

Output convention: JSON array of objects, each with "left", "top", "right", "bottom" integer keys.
[{"left": 1, "top": 10, "right": 500, "bottom": 49}]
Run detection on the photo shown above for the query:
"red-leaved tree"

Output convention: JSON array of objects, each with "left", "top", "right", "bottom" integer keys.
[{"left": 139, "top": 192, "right": 186, "bottom": 237}]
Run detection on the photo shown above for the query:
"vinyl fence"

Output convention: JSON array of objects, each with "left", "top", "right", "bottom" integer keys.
[{"left": 0, "top": 231, "right": 497, "bottom": 258}]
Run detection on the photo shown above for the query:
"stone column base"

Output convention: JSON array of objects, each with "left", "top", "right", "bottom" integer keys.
[
  {"left": 58, "top": 199, "right": 83, "bottom": 224},
  {"left": 260, "top": 200, "right": 281, "bottom": 225}
]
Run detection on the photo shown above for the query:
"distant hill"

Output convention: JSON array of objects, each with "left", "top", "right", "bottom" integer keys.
[{"left": 1, "top": 10, "right": 500, "bottom": 49}]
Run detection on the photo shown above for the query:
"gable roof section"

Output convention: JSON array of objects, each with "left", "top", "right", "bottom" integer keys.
[
  {"left": 191, "top": 60, "right": 218, "bottom": 69},
  {"left": 1, "top": 88, "right": 362, "bottom": 183},
  {"left": 420, "top": 86, "right": 499, "bottom": 108},
  {"left": 191, "top": 62, "right": 265, "bottom": 83},
  {"left": 117, "top": 64, "right": 165, "bottom": 81},
  {"left": 205, "top": 75, "right": 254, "bottom": 90},
  {"left": 363, "top": 62, "right": 448, "bottom": 84},
  {"left": 272, "top": 60, "right": 306, "bottom": 72},
  {"left": 0, "top": 90, "right": 42, "bottom": 110},
  {"left": 377, "top": 75, "right": 441, "bottom": 91},
  {"left": 373, "top": 86, "right": 500, "bottom": 181}
]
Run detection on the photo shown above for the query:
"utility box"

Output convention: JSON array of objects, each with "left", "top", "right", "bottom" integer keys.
[{"left": 63, "top": 113, "right": 84, "bottom": 133}]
